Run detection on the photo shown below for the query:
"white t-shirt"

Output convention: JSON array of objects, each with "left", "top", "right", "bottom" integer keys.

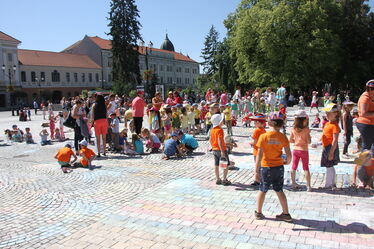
[
  {"left": 111, "top": 118, "right": 119, "bottom": 133},
  {"left": 107, "top": 101, "right": 117, "bottom": 115},
  {"left": 312, "top": 95, "right": 318, "bottom": 104}
]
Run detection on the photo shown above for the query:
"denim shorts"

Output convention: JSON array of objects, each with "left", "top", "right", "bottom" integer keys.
[
  {"left": 213, "top": 150, "right": 230, "bottom": 166},
  {"left": 260, "top": 166, "right": 284, "bottom": 192}
]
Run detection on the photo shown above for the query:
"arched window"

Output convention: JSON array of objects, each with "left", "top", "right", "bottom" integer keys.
[{"left": 51, "top": 70, "right": 60, "bottom": 82}]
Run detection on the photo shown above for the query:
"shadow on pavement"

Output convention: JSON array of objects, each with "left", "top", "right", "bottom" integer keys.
[
  {"left": 312, "top": 188, "right": 374, "bottom": 197},
  {"left": 291, "top": 219, "right": 374, "bottom": 234},
  {"left": 231, "top": 182, "right": 258, "bottom": 191}
]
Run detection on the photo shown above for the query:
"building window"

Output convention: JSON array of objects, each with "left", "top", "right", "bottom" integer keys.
[
  {"left": 89, "top": 73, "right": 92, "bottom": 82},
  {"left": 95, "top": 73, "right": 99, "bottom": 82},
  {"left": 7, "top": 53, "right": 13, "bottom": 62},
  {"left": 51, "top": 70, "right": 60, "bottom": 82},
  {"left": 166, "top": 65, "right": 173, "bottom": 72},
  {"left": 82, "top": 73, "right": 85, "bottom": 82},
  {"left": 185, "top": 78, "right": 190, "bottom": 84},
  {"left": 167, "top": 77, "right": 172, "bottom": 84},
  {"left": 31, "top": 72, "right": 36, "bottom": 82},
  {"left": 160, "top": 65, "right": 164, "bottom": 71},
  {"left": 66, "top": 72, "right": 70, "bottom": 83},
  {"left": 40, "top": 72, "right": 45, "bottom": 81},
  {"left": 74, "top": 73, "right": 78, "bottom": 82},
  {"left": 185, "top": 68, "right": 190, "bottom": 73},
  {"left": 108, "top": 59, "right": 112, "bottom": 67},
  {"left": 176, "top": 67, "right": 182, "bottom": 73},
  {"left": 21, "top": 71, "right": 26, "bottom": 82},
  {"left": 108, "top": 74, "right": 112, "bottom": 82},
  {"left": 160, "top": 77, "right": 163, "bottom": 83},
  {"left": 192, "top": 68, "right": 198, "bottom": 74}
]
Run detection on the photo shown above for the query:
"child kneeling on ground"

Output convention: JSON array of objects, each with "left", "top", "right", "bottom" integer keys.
[
  {"left": 352, "top": 150, "right": 374, "bottom": 189},
  {"left": 55, "top": 144, "right": 77, "bottom": 173},
  {"left": 74, "top": 140, "right": 96, "bottom": 169},
  {"left": 255, "top": 111, "right": 292, "bottom": 222},
  {"left": 162, "top": 133, "right": 184, "bottom": 160}
]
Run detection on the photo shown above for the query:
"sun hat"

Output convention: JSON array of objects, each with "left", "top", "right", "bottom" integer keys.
[
  {"left": 79, "top": 140, "right": 88, "bottom": 147},
  {"left": 294, "top": 110, "right": 308, "bottom": 118},
  {"left": 249, "top": 113, "right": 267, "bottom": 121},
  {"left": 211, "top": 114, "right": 223, "bottom": 127},
  {"left": 366, "top": 80, "right": 374, "bottom": 87},
  {"left": 268, "top": 111, "right": 285, "bottom": 120},
  {"left": 192, "top": 103, "right": 198, "bottom": 107},
  {"left": 353, "top": 150, "right": 372, "bottom": 166},
  {"left": 322, "top": 103, "right": 339, "bottom": 112}
]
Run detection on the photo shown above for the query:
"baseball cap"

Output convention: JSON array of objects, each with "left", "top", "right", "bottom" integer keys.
[
  {"left": 322, "top": 103, "right": 339, "bottom": 112},
  {"left": 211, "top": 114, "right": 223, "bottom": 127},
  {"left": 294, "top": 110, "right": 308, "bottom": 118},
  {"left": 79, "top": 140, "right": 88, "bottom": 147},
  {"left": 366, "top": 80, "right": 374, "bottom": 87},
  {"left": 249, "top": 113, "right": 267, "bottom": 121}
]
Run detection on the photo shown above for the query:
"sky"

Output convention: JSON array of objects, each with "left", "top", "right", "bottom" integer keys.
[{"left": 1, "top": 0, "right": 374, "bottom": 63}]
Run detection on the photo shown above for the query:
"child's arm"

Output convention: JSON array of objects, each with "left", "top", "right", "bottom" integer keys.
[
  {"left": 249, "top": 138, "right": 257, "bottom": 146},
  {"left": 218, "top": 135, "right": 226, "bottom": 158},
  {"left": 307, "top": 129, "right": 312, "bottom": 144},
  {"left": 352, "top": 166, "right": 357, "bottom": 185},
  {"left": 284, "top": 146, "right": 292, "bottom": 165},
  {"left": 54, "top": 153, "right": 58, "bottom": 159},
  {"left": 328, "top": 133, "right": 339, "bottom": 160},
  {"left": 255, "top": 148, "right": 263, "bottom": 182}
]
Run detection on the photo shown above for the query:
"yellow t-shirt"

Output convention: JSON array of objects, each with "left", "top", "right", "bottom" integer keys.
[
  {"left": 194, "top": 109, "right": 201, "bottom": 119},
  {"left": 256, "top": 131, "right": 289, "bottom": 167},
  {"left": 223, "top": 108, "right": 232, "bottom": 121},
  {"left": 205, "top": 112, "right": 212, "bottom": 125}
]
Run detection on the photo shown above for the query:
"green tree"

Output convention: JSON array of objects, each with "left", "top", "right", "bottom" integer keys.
[
  {"left": 230, "top": 0, "right": 342, "bottom": 90},
  {"left": 108, "top": 0, "right": 142, "bottom": 95},
  {"left": 215, "top": 38, "right": 238, "bottom": 91},
  {"left": 201, "top": 25, "right": 220, "bottom": 76}
]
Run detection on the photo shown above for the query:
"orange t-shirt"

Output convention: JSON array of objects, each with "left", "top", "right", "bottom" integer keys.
[
  {"left": 256, "top": 131, "right": 289, "bottom": 167},
  {"left": 354, "top": 159, "right": 374, "bottom": 177},
  {"left": 357, "top": 92, "right": 374, "bottom": 125},
  {"left": 290, "top": 127, "right": 311, "bottom": 151},
  {"left": 252, "top": 127, "right": 266, "bottom": 156},
  {"left": 56, "top": 147, "right": 74, "bottom": 163},
  {"left": 80, "top": 148, "right": 96, "bottom": 166},
  {"left": 321, "top": 122, "right": 340, "bottom": 147},
  {"left": 210, "top": 126, "right": 227, "bottom": 151}
]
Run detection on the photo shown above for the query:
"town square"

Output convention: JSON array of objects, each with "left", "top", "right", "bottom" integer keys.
[{"left": 1, "top": 0, "right": 374, "bottom": 249}]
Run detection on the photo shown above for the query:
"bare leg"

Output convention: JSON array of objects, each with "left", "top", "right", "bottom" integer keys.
[
  {"left": 256, "top": 191, "right": 266, "bottom": 213},
  {"left": 304, "top": 170, "right": 312, "bottom": 190},
  {"left": 275, "top": 191, "right": 289, "bottom": 214},
  {"left": 102, "top": 134, "right": 106, "bottom": 155},
  {"left": 291, "top": 170, "right": 296, "bottom": 185},
  {"left": 96, "top": 135, "right": 101, "bottom": 156},
  {"left": 214, "top": 166, "right": 220, "bottom": 181},
  {"left": 223, "top": 168, "right": 228, "bottom": 180}
]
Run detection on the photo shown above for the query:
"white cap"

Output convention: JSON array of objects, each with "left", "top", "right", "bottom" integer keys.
[
  {"left": 295, "top": 110, "right": 308, "bottom": 118},
  {"left": 79, "top": 140, "right": 88, "bottom": 147},
  {"left": 211, "top": 114, "right": 223, "bottom": 127}
]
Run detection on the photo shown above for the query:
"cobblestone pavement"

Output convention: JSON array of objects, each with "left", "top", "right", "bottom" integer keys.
[{"left": 0, "top": 109, "right": 373, "bottom": 249}]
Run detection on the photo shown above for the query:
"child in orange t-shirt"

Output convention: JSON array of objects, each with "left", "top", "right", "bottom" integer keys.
[
  {"left": 320, "top": 103, "right": 341, "bottom": 189},
  {"left": 352, "top": 151, "right": 374, "bottom": 189},
  {"left": 209, "top": 114, "right": 231, "bottom": 186},
  {"left": 255, "top": 111, "right": 292, "bottom": 222},
  {"left": 55, "top": 144, "right": 77, "bottom": 173},
  {"left": 249, "top": 114, "right": 267, "bottom": 186},
  {"left": 74, "top": 140, "right": 96, "bottom": 169},
  {"left": 289, "top": 110, "right": 312, "bottom": 191}
]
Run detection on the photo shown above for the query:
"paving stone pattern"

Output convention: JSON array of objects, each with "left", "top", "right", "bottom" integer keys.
[{"left": 0, "top": 109, "right": 373, "bottom": 249}]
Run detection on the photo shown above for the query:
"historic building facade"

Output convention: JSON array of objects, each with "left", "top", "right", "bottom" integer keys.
[{"left": 0, "top": 31, "right": 199, "bottom": 108}]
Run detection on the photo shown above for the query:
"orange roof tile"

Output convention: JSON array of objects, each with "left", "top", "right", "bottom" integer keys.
[
  {"left": 88, "top": 36, "right": 197, "bottom": 63},
  {"left": 0, "top": 31, "right": 21, "bottom": 43},
  {"left": 18, "top": 49, "right": 101, "bottom": 69}
]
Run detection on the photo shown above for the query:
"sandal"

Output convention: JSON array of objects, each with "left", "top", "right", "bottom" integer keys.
[
  {"left": 250, "top": 181, "right": 260, "bottom": 186},
  {"left": 291, "top": 184, "right": 301, "bottom": 190},
  {"left": 222, "top": 179, "right": 232, "bottom": 186},
  {"left": 216, "top": 179, "right": 222, "bottom": 185}
]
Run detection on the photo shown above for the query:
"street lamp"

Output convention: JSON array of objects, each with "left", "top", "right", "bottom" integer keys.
[
  {"left": 35, "top": 75, "right": 45, "bottom": 102},
  {"left": 2, "top": 64, "right": 17, "bottom": 106}
]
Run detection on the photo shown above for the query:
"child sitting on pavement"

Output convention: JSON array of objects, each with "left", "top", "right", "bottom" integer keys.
[
  {"left": 74, "top": 140, "right": 96, "bottom": 169},
  {"left": 40, "top": 129, "right": 52, "bottom": 146},
  {"left": 25, "top": 127, "right": 35, "bottom": 144},
  {"left": 162, "top": 133, "right": 184, "bottom": 160},
  {"left": 55, "top": 144, "right": 77, "bottom": 173},
  {"left": 210, "top": 114, "right": 231, "bottom": 186},
  {"left": 132, "top": 134, "right": 144, "bottom": 155},
  {"left": 141, "top": 128, "right": 161, "bottom": 153},
  {"left": 352, "top": 150, "right": 374, "bottom": 189}
]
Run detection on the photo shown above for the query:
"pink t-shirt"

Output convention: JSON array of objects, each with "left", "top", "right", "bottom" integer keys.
[
  {"left": 220, "top": 93, "right": 227, "bottom": 105},
  {"left": 289, "top": 127, "right": 311, "bottom": 151},
  {"left": 132, "top": 97, "right": 145, "bottom": 117}
]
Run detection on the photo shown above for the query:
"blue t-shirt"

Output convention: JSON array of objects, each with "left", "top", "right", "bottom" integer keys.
[
  {"left": 164, "top": 139, "right": 178, "bottom": 156},
  {"left": 181, "top": 134, "right": 198, "bottom": 149},
  {"left": 134, "top": 140, "right": 144, "bottom": 154}
]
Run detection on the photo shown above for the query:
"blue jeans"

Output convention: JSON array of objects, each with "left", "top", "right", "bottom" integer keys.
[{"left": 356, "top": 122, "right": 374, "bottom": 153}]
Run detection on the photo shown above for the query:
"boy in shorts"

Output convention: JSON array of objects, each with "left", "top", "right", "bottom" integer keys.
[
  {"left": 210, "top": 114, "right": 231, "bottom": 185},
  {"left": 255, "top": 111, "right": 292, "bottom": 221},
  {"left": 55, "top": 144, "right": 77, "bottom": 173}
]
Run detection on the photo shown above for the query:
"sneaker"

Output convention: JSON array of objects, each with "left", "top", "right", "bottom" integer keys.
[
  {"left": 255, "top": 211, "right": 265, "bottom": 220},
  {"left": 275, "top": 213, "right": 292, "bottom": 222}
]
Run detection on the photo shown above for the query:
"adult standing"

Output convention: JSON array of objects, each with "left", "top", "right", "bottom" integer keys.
[
  {"left": 220, "top": 91, "right": 228, "bottom": 106},
  {"left": 132, "top": 90, "right": 146, "bottom": 135},
  {"left": 276, "top": 83, "right": 287, "bottom": 106},
  {"left": 91, "top": 94, "right": 108, "bottom": 157},
  {"left": 356, "top": 80, "right": 374, "bottom": 152},
  {"left": 71, "top": 99, "right": 85, "bottom": 154},
  {"left": 152, "top": 92, "right": 163, "bottom": 111},
  {"left": 173, "top": 91, "right": 183, "bottom": 105},
  {"left": 33, "top": 100, "right": 38, "bottom": 115},
  {"left": 233, "top": 86, "right": 241, "bottom": 101}
]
